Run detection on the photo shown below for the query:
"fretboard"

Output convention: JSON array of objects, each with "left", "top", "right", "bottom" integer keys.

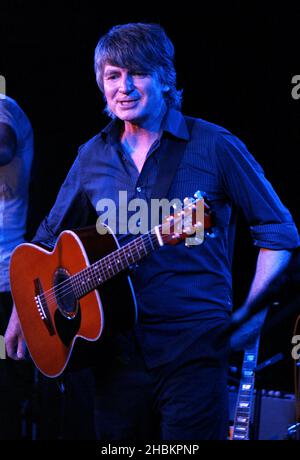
[
  {"left": 70, "top": 230, "right": 160, "bottom": 299},
  {"left": 232, "top": 337, "right": 260, "bottom": 440}
]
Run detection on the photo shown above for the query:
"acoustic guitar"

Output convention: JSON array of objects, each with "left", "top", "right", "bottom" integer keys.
[{"left": 10, "top": 192, "right": 211, "bottom": 377}]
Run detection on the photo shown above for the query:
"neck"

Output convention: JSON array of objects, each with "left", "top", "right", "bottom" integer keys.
[{"left": 121, "top": 103, "right": 167, "bottom": 147}]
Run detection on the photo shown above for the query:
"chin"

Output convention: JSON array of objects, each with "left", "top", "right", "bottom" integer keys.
[{"left": 117, "top": 113, "right": 141, "bottom": 123}]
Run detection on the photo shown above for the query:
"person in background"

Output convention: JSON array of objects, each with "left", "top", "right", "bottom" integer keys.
[{"left": 0, "top": 94, "right": 34, "bottom": 439}]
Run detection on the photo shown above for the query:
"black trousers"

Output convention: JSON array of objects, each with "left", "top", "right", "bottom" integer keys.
[
  {"left": 93, "top": 326, "right": 229, "bottom": 441},
  {"left": 0, "top": 291, "right": 34, "bottom": 440}
]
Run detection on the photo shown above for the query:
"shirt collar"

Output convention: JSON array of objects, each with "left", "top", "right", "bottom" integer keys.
[
  {"left": 161, "top": 108, "right": 190, "bottom": 141},
  {"left": 100, "top": 108, "right": 190, "bottom": 144}
]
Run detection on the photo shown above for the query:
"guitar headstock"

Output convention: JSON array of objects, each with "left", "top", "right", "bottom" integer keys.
[{"left": 159, "top": 191, "right": 214, "bottom": 247}]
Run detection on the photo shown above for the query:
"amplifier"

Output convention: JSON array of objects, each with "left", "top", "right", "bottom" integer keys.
[{"left": 229, "top": 388, "right": 296, "bottom": 440}]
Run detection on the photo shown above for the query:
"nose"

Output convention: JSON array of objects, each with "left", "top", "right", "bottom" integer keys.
[{"left": 118, "top": 73, "right": 134, "bottom": 94}]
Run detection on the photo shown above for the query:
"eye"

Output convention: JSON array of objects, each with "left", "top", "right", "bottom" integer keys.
[
  {"left": 132, "top": 72, "right": 147, "bottom": 77},
  {"left": 105, "top": 73, "right": 119, "bottom": 80}
]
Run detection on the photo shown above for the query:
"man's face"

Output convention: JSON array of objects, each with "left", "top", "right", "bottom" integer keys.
[{"left": 103, "top": 64, "right": 167, "bottom": 125}]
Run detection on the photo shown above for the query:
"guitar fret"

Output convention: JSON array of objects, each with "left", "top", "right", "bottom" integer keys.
[
  {"left": 76, "top": 272, "right": 85, "bottom": 297},
  {"left": 124, "top": 246, "right": 134, "bottom": 264},
  {"left": 245, "top": 354, "right": 255, "bottom": 361},
  {"left": 94, "top": 263, "right": 105, "bottom": 283},
  {"left": 89, "top": 266, "right": 99, "bottom": 287},
  {"left": 238, "top": 402, "right": 250, "bottom": 408},
  {"left": 71, "top": 208, "right": 192, "bottom": 299},
  {"left": 72, "top": 233, "right": 156, "bottom": 299},
  {"left": 114, "top": 255, "right": 125, "bottom": 271},
  {"left": 147, "top": 232, "right": 155, "bottom": 251},
  {"left": 239, "top": 390, "right": 251, "bottom": 397},
  {"left": 242, "top": 384, "right": 252, "bottom": 391},
  {"left": 106, "top": 261, "right": 116, "bottom": 276},
  {"left": 133, "top": 237, "right": 146, "bottom": 259},
  {"left": 91, "top": 265, "right": 100, "bottom": 285},
  {"left": 139, "top": 235, "right": 148, "bottom": 256},
  {"left": 242, "top": 370, "right": 254, "bottom": 377},
  {"left": 70, "top": 276, "right": 79, "bottom": 298},
  {"left": 236, "top": 409, "right": 250, "bottom": 414},
  {"left": 239, "top": 398, "right": 252, "bottom": 404},
  {"left": 133, "top": 239, "right": 141, "bottom": 259},
  {"left": 242, "top": 363, "right": 256, "bottom": 369},
  {"left": 232, "top": 336, "right": 260, "bottom": 441}
]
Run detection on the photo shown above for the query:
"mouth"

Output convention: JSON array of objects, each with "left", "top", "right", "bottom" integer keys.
[{"left": 118, "top": 99, "right": 139, "bottom": 107}]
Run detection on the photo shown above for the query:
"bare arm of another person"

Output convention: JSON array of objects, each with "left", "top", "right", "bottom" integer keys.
[
  {"left": 1, "top": 122, "right": 22, "bottom": 358},
  {"left": 0, "top": 122, "right": 17, "bottom": 165}
]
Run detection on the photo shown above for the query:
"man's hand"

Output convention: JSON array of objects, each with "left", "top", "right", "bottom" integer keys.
[
  {"left": 230, "top": 248, "right": 292, "bottom": 351},
  {"left": 4, "top": 305, "right": 26, "bottom": 360},
  {"left": 230, "top": 306, "right": 269, "bottom": 351}
]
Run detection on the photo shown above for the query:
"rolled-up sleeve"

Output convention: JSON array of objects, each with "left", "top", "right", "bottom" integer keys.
[{"left": 215, "top": 132, "right": 300, "bottom": 250}]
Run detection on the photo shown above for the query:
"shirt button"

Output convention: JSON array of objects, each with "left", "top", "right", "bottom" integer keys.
[{"left": 136, "top": 186, "right": 142, "bottom": 192}]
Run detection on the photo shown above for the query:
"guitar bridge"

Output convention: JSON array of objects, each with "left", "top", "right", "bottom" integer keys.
[{"left": 34, "top": 278, "right": 56, "bottom": 336}]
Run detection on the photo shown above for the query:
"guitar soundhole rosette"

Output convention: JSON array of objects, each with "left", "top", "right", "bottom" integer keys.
[{"left": 53, "top": 267, "right": 79, "bottom": 319}]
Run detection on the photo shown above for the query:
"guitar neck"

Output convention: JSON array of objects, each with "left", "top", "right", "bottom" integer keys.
[
  {"left": 71, "top": 229, "right": 160, "bottom": 299},
  {"left": 232, "top": 337, "right": 260, "bottom": 440},
  {"left": 66, "top": 192, "right": 207, "bottom": 299}
]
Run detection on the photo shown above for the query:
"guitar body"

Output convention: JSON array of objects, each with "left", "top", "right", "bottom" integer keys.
[{"left": 10, "top": 226, "right": 137, "bottom": 377}]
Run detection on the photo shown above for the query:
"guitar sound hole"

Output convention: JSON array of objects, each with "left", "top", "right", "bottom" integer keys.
[{"left": 54, "top": 268, "right": 78, "bottom": 319}]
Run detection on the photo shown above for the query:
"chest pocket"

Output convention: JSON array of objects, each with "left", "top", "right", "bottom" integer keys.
[{"left": 168, "top": 161, "right": 232, "bottom": 230}]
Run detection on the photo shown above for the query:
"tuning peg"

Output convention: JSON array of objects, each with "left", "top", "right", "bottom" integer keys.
[
  {"left": 205, "top": 229, "right": 218, "bottom": 238},
  {"left": 194, "top": 190, "right": 206, "bottom": 199},
  {"left": 183, "top": 196, "right": 193, "bottom": 206}
]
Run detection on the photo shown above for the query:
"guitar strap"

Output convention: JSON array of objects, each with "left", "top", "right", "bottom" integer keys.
[{"left": 151, "top": 116, "right": 195, "bottom": 200}]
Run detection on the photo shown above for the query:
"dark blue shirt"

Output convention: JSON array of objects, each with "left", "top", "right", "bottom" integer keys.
[{"left": 33, "top": 109, "right": 299, "bottom": 367}]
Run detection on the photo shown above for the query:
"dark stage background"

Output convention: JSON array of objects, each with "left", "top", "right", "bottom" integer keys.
[{"left": 1, "top": 1, "right": 300, "bottom": 397}]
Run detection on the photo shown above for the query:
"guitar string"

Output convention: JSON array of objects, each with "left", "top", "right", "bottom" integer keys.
[
  {"left": 37, "top": 202, "right": 200, "bottom": 306},
  {"left": 39, "top": 237, "right": 155, "bottom": 310},
  {"left": 38, "top": 233, "right": 158, "bottom": 307},
  {"left": 36, "top": 200, "right": 198, "bottom": 301},
  {"left": 39, "top": 222, "right": 197, "bottom": 308},
  {"left": 37, "top": 215, "right": 176, "bottom": 304},
  {"left": 39, "top": 229, "right": 155, "bottom": 300},
  {"left": 70, "top": 234, "right": 154, "bottom": 300},
  {"left": 39, "top": 236, "right": 153, "bottom": 305},
  {"left": 72, "top": 231, "right": 157, "bottom": 301}
]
